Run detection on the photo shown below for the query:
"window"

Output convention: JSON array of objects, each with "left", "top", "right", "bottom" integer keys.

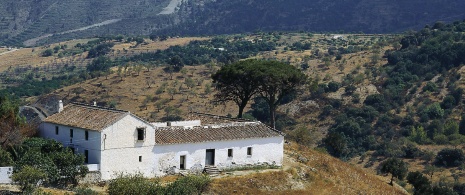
[
  {"left": 247, "top": 147, "right": 252, "bottom": 156},
  {"left": 70, "top": 129, "right": 73, "bottom": 138},
  {"left": 180, "top": 155, "right": 186, "bottom": 170},
  {"left": 137, "top": 128, "right": 145, "bottom": 141},
  {"left": 85, "top": 131, "right": 89, "bottom": 140},
  {"left": 228, "top": 149, "right": 233, "bottom": 157},
  {"left": 139, "top": 156, "right": 142, "bottom": 162},
  {"left": 55, "top": 126, "right": 59, "bottom": 135},
  {"left": 84, "top": 150, "right": 89, "bottom": 163}
]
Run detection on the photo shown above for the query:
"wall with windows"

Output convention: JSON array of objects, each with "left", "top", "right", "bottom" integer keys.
[
  {"left": 99, "top": 114, "right": 155, "bottom": 180},
  {"left": 39, "top": 123, "right": 101, "bottom": 164},
  {"left": 153, "top": 136, "right": 283, "bottom": 176}
]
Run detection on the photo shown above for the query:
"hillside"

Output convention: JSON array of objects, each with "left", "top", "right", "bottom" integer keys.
[
  {"left": 3, "top": 20, "right": 465, "bottom": 193},
  {"left": 1, "top": 0, "right": 465, "bottom": 46}
]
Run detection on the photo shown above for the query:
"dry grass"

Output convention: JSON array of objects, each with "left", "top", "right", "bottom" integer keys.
[
  {"left": 35, "top": 64, "right": 241, "bottom": 121},
  {"left": 112, "top": 37, "right": 210, "bottom": 52},
  {"left": 206, "top": 142, "right": 407, "bottom": 195},
  {"left": 0, "top": 39, "right": 93, "bottom": 72}
]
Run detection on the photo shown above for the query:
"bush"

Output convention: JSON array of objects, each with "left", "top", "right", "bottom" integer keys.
[
  {"left": 74, "top": 187, "right": 99, "bottom": 195},
  {"left": 166, "top": 175, "right": 211, "bottom": 194},
  {"left": 0, "top": 148, "right": 13, "bottom": 166},
  {"left": 108, "top": 173, "right": 164, "bottom": 195},
  {"left": 425, "top": 103, "right": 444, "bottom": 119},
  {"left": 435, "top": 148, "right": 465, "bottom": 167},
  {"left": 327, "top": 81, "right": 341, "bottom": 92},
  {"left": 108, "top": 173, "right": 210, "bottom": 195},
  {"left": 422, "top": 82, "right": 437, "bottom": 92},
  {"left": 12, "top": 165, "right": 46, "bottom": 193},
  {"left": 433, "top": 134, "right": 449, "bottom": 145},
  {"left": 444, "top": 119, "right": 459, "bottom": 135},
  {"left": 42, "top": 49, "right": 53, "bottom": 57}
]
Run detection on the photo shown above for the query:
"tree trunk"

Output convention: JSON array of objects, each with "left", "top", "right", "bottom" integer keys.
[
  {"left": 269, "top": 104, "right": 276, "bottom": 130},
  {"left": 237, "top": 101, "right": 247, "bottom": 118},
  {"left": 390, "top": 175, "right": 394, "bottom": 186}
]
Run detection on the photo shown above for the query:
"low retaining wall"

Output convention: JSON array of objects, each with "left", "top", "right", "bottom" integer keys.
[{"left": 0, "top": 167, "right": 13, "bottom": 184}]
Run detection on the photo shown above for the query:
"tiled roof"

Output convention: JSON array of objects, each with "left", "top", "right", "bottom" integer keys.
[
  {"left": 155, "top": 122, "right": 283, "bottom": 144},
  {"left": 44, "top": 103, "right": 129, "bottom": 131},
  {"left": 186, "top": 112, "right": 250, "bottom": 125}
]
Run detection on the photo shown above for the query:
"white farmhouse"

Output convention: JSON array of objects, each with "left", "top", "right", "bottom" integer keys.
[{"left": 39, "top": 101, "right": 284, "bottom": 180}]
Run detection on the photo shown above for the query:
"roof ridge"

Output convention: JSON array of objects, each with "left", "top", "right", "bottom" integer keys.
[
  {"left": 190, "top": 112, "right": 252, "bottom": 122},
  {"left": 70, "top": 102, "right": 128, "bottom": 113}
]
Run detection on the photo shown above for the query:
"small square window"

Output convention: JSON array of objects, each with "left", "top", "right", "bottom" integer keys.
[
  {"left": 85, "top": 131, "right": 89, "bottom": 140},
  {"left": 139, "top": 156, "right": 142, "bottom": 162},
  {"left": 55, "top": 126, "right": 59, "bottom": 135},
  {"left": 228, "top": 149, "right": 233, "bottom": 157},
  {"left": 247, "top": 147, "right": 252, "bottom": 156},
  {"left": 137, "top": 128, "right": 145, "bottom": 141},
  {"left": 70, "top": 129, "right": 73, "bottom": 138}
]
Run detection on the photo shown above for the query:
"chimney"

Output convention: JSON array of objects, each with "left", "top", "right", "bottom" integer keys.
[
  {"left": 93, "top": 101, "right": 97, "bottom": 106},
  {"left": 58, "top": 100, "right": 64, "bottom": 113}
]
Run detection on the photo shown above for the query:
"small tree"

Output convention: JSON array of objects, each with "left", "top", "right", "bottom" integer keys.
[
  {"left": 380, "top": 158, "right": 408, "bottom": 185},
  {"left": 435, "top": 148, "right": 465, "bottom": 167},
  {"left": 42, "top": 49, "right": 53, "bottom": 57},
  {"left": 407, "top": 171, "right": 431, "bottom": 195},
  {"left": 0, "top": 148, "right": 13, "bottom": 166},
  {"left": 12, "top": 165, "right": 46, "bottom": 193},
  {"left": 423, "top": 165, "right": 439, "bottom": 180}
]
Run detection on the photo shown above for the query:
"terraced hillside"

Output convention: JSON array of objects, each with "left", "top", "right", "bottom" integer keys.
[
  {"left": 0, "top": 0, "right": 172, "bottom": 46},
  {"left": 1, "top": 0, "right": 465, "bottom": 46}
]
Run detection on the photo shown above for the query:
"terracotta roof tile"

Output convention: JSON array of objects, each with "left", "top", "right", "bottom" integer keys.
[
  {"left": 44, "top": 103, "right": 129, "bottom": 131},
  {"left": 156, "top": 122, "right": 283, "bottom": 144}
]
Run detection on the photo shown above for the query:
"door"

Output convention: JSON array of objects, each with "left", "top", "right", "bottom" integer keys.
[
  {"left": 205, "top": 149, "right": 215, "bottom": 165},
  {"left": 180, "top": 155, "right": 186, "bottom": 170}
]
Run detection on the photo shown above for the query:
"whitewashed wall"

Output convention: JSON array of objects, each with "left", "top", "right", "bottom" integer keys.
[
  {"left": 39, "top": 123, "right": 102, "bottom": 164},
  {"left": 0, "top": 167, "right": 13, "bottom": 184},
  {"left": 153, "top": 136, "right": 284, "bottom": 176},
  {"left": 100, "top": 115, "right": 155, "bottom": 180}
]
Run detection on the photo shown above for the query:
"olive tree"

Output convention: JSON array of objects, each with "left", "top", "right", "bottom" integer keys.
[{"left": 380, "top": 158, "right": 408, "bottom": 185}]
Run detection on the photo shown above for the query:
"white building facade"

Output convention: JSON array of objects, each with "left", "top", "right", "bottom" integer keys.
[{"left": 39, "top": 102, "right": 284, "bottom": 180}]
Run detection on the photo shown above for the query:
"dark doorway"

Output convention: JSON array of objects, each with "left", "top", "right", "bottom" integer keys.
[
  {"left": 205, "top": 149, "right": 215, "bottom": 165},
  {"left": 180, "top": 155, "right": 186, "bottom": 170}
]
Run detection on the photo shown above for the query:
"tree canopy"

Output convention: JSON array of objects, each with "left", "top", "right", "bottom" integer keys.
[
  {"left": 380, "top": 158, "right": 409, "bottom": 185},
  {"left": 212, "top": 59, "right": 262, "bottom": 118},
  {"left": 212, "top": 60, "right": 306, "bottom": 129}
]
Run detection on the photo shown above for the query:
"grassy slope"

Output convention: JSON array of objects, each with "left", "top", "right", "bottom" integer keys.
[
  {"left": 206, "top": 143, "right": 407, "bottom": 194},
  {"left": 5, "top": 33, "right": 464, "bottom": 191}
]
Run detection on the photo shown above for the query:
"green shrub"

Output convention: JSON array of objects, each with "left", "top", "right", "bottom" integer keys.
[
  {"left": 435, "top": 148, "right": 465, "bottom": 167},
  {"left": 0, "top": 148, "right": 13, "bottom": 166},
  {"left": 433, "top": 134, "right": 449, "bottom": 145},
  {"left": 74, "top": 187, "right": 99, "bottom": 195},
  {"left": 11, "top": 165, "right": 46, "bottom": 193},
  {"left": 444, "top": 119, "right": 459, "bottom": 135},
  {"left": 108, "top": 174, "right": 210, "bottom": 195},
  {"left": 108, "top": 173, "right": 164, "bottom": 195},
  {"left": 166, "top": 175, "right": 211, "bottom": 195}
]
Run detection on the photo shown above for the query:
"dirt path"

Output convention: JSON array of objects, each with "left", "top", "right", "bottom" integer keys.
[
  {"left": 0, "top": 49, "right": 18, "bottom": 56},
  {"left": 158, "top": 0, "right": 184, "bottom": 15},
  {"left": 23, "top": 19, "right": 122, "bottom": 46}
]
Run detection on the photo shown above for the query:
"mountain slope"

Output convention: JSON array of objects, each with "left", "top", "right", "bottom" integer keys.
[
  {"left": 167, "top": 0, "right": 465, "bottom": 35},
  {"left": 1, "top": 0, "right": 465, "bottom": 46}
]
